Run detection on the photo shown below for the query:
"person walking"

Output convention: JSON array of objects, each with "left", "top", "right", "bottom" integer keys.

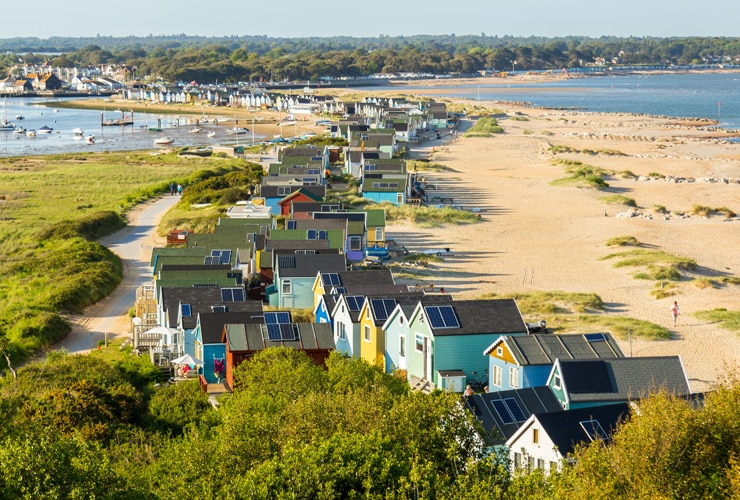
[
  {"left": 671, "top": 301, "right": 680, "bottom": 325},
  {"left": 169, "top": 181, "right": 176, "bottom": 196}
]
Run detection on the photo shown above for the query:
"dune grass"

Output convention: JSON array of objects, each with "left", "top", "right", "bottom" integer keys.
[
  {"left": 550, "top": 159, "right": 610, "bottom": 189},
  {"left": 599, "top": 194, "right": 637, "bottom": 207},
  {"left": 464, "top": 116, "right": 504, "bottom": 137},
  {"left": 694, "top": 309, "right": 740, "bottom": 332},
  {"left": 406, "top": 160, "right": 456, "bottom": 172},
  {"left": 478, "top": 290, "right": 668, "bottom": 340},
  {"left": 606, "top": 236, "right": 641, "bottom": 247},
  {"left": 601, "top": 248, "right": 696, "bottom": 275}
]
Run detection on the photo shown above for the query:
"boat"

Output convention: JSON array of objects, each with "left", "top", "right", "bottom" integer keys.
[
  {"left": 26, "top": 129, "right": 36, "bottom": 137},
  {"left": 0, "top": 118, "right": 13, "bottom": 132},
  {"left": 207, "top": 131, "right": 216, "bottom": 138},
  {"left": 37, "top": 125, "right": 54, "bottom": 134},
  {"left": 189, "top": 127, "right": 203, "bottom": 133},
  {"left": 15, "top": 115, "right": 24, "bottom": 120},
  {"left": 85, "top": 135, "right": 96, "bottom": 145},
  {"left": 13, "top": 126, "right": 26, "bottom": 134},
  {"left": 154, "top": 137, "right": 174, "bottom": 145},
  {"left": 72, "top": 127, "right": 84, "bottom": 136},
  {"left": 226, "top": 127, "right": 249, "bottom": 135}
]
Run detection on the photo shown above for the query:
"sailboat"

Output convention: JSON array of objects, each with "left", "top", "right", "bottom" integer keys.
[{"left": 0, "top": 97, "right": 14, "bottom": 131}]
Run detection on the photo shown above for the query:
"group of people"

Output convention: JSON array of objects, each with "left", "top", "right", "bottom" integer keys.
[{"left": 169, "top": 182, "right": 183, "bottom": 196}]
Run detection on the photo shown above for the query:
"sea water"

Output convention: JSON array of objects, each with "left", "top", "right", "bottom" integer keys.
[
  {"left": 0, "top": 97, "right": 262, "bottom": 158},
  {"left": 389, "top": 72, "right": 740, "bottom": 130}
]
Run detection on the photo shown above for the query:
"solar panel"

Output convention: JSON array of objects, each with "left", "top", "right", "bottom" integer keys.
[
  {"left": 370, "top": 298, "right": 389, "bottom": 321},
  {"left": 584, "top": 333, "right": 607, "bottom": 342},
  {"left": 266, "top": 323, "right": 282, "bottom": 341},
  {"left": 503, "top": 398, "right": 526, "bottom": 422},
  {"left": 439, "top": 306, "right": 460, "bottom": 327},
  {"left": 333, "top": 287, "right": 347, "bottom": 295},
  {"left": 204, "top": 256, "right": 220, "bottom": 265},
  {"left": 181, "top": 303, "right": 191, "bottom": 317},
  {"left": 211, "top": 249, "right": 220, "bottom": 256},
  {"left": 318, "top": 230, "right": 327, "bottom": 240},
  {"left": 425, "top": 306, "right": 445, "bottom": 328},
  {"left": 425, "top": 306, "right": 460, "bottom": 328},
  {"left": 345, "top": 295, "right": 364, "bottom": 311},
  {"left": 287, "top": 220, "right": 297, "bottom": 229},
  {"left": 212, "top": 306, "right": 227, "bottom": 313},
  {"left": 307, "top": 229, "right": 317, "bottom": 240},
  {"left": 383, "top": 299, "right": 397, "bottom": 315},
  {"left": 221, "top": 288, "right": 233, "bottom": 302},
  {"left": 580, "top": 419, "right": 608, "bottom": 441},
  {"left": 220, "top": 250, "right": 232, "bottom": 265},
  {"left": 491, "top": 399, "right": 514, "bottom": 424},
  {"left": 232, "top": 288, "right": 245, "bottom": 302},
  {"left": 321, "top": 273, "right": 341, "bottom": 286},
  {"left": 280, "top": 323, "right": 298, "bottom": 341},
  {"left": 265, "top": 312, "right": 292, "bottom": 324}
]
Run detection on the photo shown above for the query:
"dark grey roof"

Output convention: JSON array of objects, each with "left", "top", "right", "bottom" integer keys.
[
  {"left": 267, "top": 240, "right": 331, "bottom": 251},
  {"left": 293, "top": 219, "right": 347, "bottom": 231},
  {"left": 527, "top": 403, "right": 631, "bottom": 457},
  {"left": 427, "top": 299, "right": 526, "bottom": 337},
  {"left": 485, "top": 333, "right": 624, "bottom": 364},
  {"left": 334, "top": 269, "right": 396, "bottom": 287},
  {"left": 260, "top": 185, "right": 326, "bottom": 199},
  {"left": 277, "top": 253, "right": 346, "bottom": 278},
  {"left": 198, "top": 309, "right": 264, "bottom": 344},
  {"left": 465, "top": 386, "right": 563, "bottom": 444},
  {"left": 558, "top": 356, "right": 691, "bottom": 404},
  {"left": 162, "top": 286, "right": 255, "bottom": 330}
]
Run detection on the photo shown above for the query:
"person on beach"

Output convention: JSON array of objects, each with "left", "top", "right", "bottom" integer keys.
[{"left": 671, "top": 301, "right": 680, "bottom": 325}]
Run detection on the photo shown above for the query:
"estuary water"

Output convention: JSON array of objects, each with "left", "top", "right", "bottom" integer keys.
[
  {"left": 0, "top": 97, "right": 264, "bottom": 158},
  {"left": 387, "top": 71, "right": 740, "bottom": 131}
]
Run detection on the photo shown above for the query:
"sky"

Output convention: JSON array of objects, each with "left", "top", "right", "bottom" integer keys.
[{"left": 2, "top": 0, "right": 739, "bottom": 40}]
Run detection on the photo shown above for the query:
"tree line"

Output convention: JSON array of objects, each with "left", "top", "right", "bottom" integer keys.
[
  {"left": 3, "top": 346, "right": 740, "bottom": 499},
  {"left": 2, "top": 35, "right": 740, "bottom": 83}
]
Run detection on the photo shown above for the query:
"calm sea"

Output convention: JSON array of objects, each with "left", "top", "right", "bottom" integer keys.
[
  {"left": 2, "top": 72, "right": 739, "bottom": 157},
  {"left": 0, "top": 97, "right": 265, "bottom": 158}
]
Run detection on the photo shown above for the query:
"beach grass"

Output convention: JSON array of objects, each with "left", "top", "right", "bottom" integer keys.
[
  {"left": 599, "top": 194, "right": 637, "bottom": 206},
  {"left": 407, "top": 160, "right": 456, "bottom": 172},
  {"left": 478, "top": 290, "right": 668, "bottom": 339},
  {"left": 695, "top": 308, "right": 740, "bottom": 332},
  {"left": 464, "top": 116, "right": 504, "bottom": 137},
  {"left": 550, "top": 159, "right": 609, "bottom": 189},
  {"left": 606, "top": 236, "right": 642, "bottom": 247},
  {"left": 601, "top": 248, "right": 697, "bottom": 272},
  {"left": 380, "top": 202, "right": 481, "bottom": 226}
]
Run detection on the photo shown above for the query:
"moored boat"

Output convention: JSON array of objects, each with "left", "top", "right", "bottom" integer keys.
[
  {"left": 189, "top": 127, "right": 203, "bottom": 133},
  {"left": 154, "top": 136, "right": 174, "bottom": 145},
  {"left": 226, "top": 127, "right": 249, "bottom": 135},
  {"left": 207, "top": 131, "right": 216, "bottom": 138},
  {"left": 72, "top": 127, "right": 84, "bottom": 136},
  {"left": 13, "top": 126, "right": 26, "bottom": 134},
  {"left": 85, "top": 135, "right": 95, "bottom": 145},
  {"left": 26, "top": 129, "right": 36, "bottom": 137},
  {"left": 15, "top": 115, "right": 24, "bottom": 120},
  {"left": 37, "top": 125, "right": 53, "bottom": 134}
]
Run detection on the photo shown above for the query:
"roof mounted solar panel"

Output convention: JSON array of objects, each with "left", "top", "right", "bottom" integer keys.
[
  {"left": 503, "top": 398, "right": 526, "bottom": 422},
  {"left": 266, "top": 323, "right": 282, "bottom": 341},
  {"left": 580, "top": 419, "right": 609, "bottom": 441},
  {"left": 584, "top": 333, "right": 607, "bottom": 342},
  {"left": 491, "top": 399, "right": 514, "bottom": 424}
]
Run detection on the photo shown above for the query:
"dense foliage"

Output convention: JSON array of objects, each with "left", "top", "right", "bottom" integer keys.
[
  {"left": 2, "top": 35, "right": 740, "bottom": 82},
  {"left": 3, "top": 346, "right": 740, "bottom": 498}
]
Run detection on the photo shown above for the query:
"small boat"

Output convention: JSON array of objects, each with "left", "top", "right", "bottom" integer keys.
[
  {"left": 26, "top": 129, "right": 36, "bottom": 137},
  {"left": 148, "top": 127, "right": 162, "bottom": 132},
  {"left": 154, "top": 136, "right": 174, "bottom": 145},
  {"left": 72, "top": 127, "right": 84, "bottom": 136},
  {"left": 15, "top": 115, "right": 24, "bottom": 120},
  {"left": 13, "top": 126, "right": 26, "bottom": 134},
  {"left": 37, "top": 125, "right": 53, "bottom": 134},
  {"left": 207, "top": 131, "right": 216, "bottom": 138},
  {"left": 85, "top": 135, "right": 96, "bottom": 145},
  {"left": 0, "top": 120, "right": 14, "bottom": 132},
  {"left": 226, "top": 127, "right": 249, "bottom": 135},
  {"left": 188, "top": 127, "right": 203, "bottom": 133}
]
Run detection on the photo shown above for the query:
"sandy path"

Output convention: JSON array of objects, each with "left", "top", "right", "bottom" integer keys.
[{"left": 53, "top": 196, "right": 179, "bottom": 354}]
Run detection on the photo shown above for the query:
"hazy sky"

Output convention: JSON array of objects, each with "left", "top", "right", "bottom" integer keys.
[{"left": 2, "top": 0, "right": 738, "bottom": 39}]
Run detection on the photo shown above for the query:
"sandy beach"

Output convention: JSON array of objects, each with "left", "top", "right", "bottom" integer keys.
[{"left": 380, "top": 97, "right": 739, "bottom": 394}]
